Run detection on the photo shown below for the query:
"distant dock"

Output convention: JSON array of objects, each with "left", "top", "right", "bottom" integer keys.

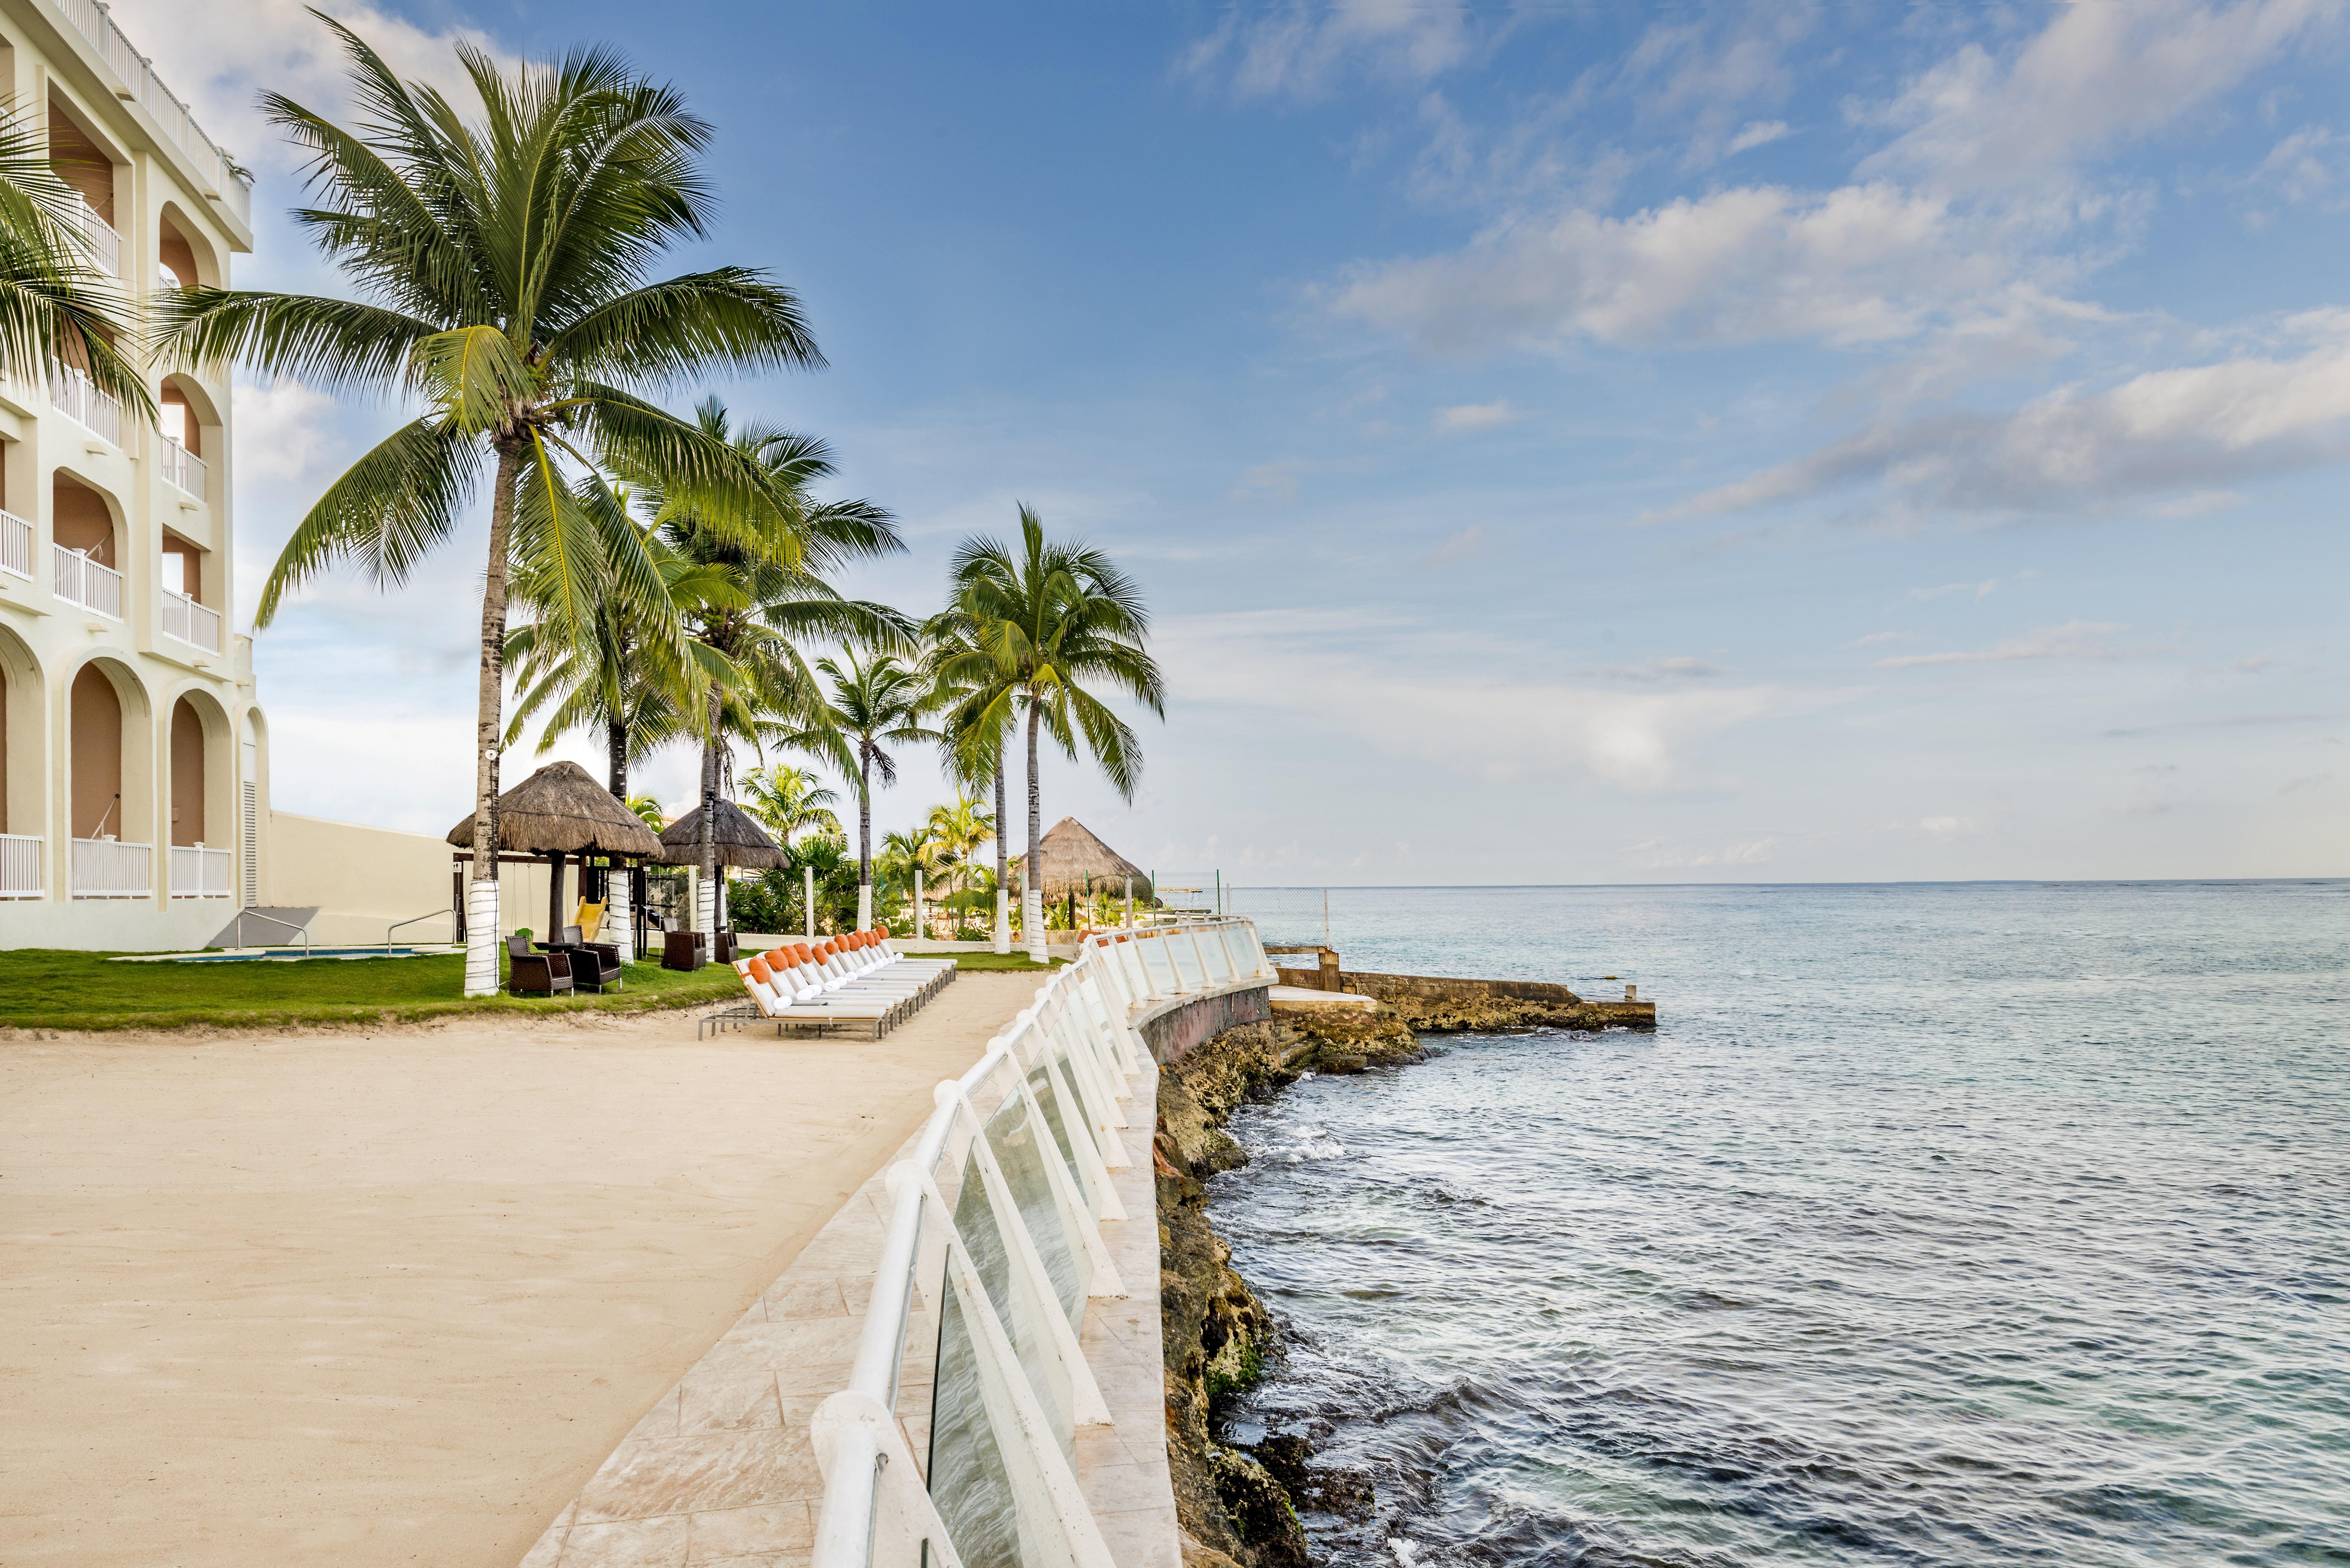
[{"left": 1264, "top": 945, "right": 1657, "bottom": 1031}]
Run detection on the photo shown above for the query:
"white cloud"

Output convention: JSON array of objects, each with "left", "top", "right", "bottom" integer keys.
[
  {"left": 2257, "top": 125, "right": 2350, "bottom": 202},
  {"left": 1622, "top": 834, "right": 1781, "bottom": 869},
  {"left": 1326, "top": 181, "right": 1990, "bottom": 355},
  {"left": 1652, "top": 314, "right": 2350, "bottom": 520},
  {"left": 1158, "top": 608, "right": 1840, "bottom": 790},
  {"left": 104, "top": 0, "right": 510, "bottom": 172},
  {"left": 1414, "top": 525, "right": 1484, "bottom": 566},
  {"left": 1433, "top": 399, "right": 1519, "bottom": 431},
  {"left": 1875, "top": 622, "right": 2124, "bottom": 669},
  {"left": 1179, "top": 0, "right": 1470, "bottom": 99},
  {"left": 1856, "top": 0, "right": 2339, "bottom": 191},
  {"left": 1727, "top": 120, "right": 1793, "bottom": 155},
  {"left": 1915, "top": 815, "right": 1980, "bottom": 839}
]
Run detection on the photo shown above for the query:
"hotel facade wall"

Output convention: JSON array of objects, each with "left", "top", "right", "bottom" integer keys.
[{"left": 0, "top": 0, "right": 267, "bottom": 950}]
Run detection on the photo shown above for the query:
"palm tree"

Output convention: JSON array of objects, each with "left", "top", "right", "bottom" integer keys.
[
  {"left": 648, "top": 398, "right": 903, "bottom": 932},
  {"left": 0, "top": 100, "right": 152, "bottom": 419},
  {"left": 783, "top": 652, "right": 938, "bottom": 929},
  {"left": 925, "top": 796, "right": 993, "bottom": 899},
  {"left": 937, "top": 506, "right": 1164, "bottom": 959},
  {"left": 625, "top": 795, "right": 666, "bottom": 830},
  {"left": 742, "top": 763, "right": 840, "bottom": 847},
  {"left": 875, "top": 823, "right": 946, "bottom": 933},
  {"left": 503, "top": 492, "right": 714, "bottom": 799},
  {"left": 925, "top": 610, "right": 1017, "bottom": 951},
  {"left": 158, "top": 21, "right": 831, "bottom": 995}
]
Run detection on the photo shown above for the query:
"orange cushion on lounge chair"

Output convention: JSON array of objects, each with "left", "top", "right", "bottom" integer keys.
[{"left": 749, "top": 958, "right": 773, "bottom": 984}]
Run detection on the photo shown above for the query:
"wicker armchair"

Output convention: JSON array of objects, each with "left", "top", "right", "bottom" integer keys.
[{"left": 507, "top": 933, "right": 573, "bottom": 997}]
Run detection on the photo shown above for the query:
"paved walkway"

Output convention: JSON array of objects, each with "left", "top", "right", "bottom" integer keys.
[{"left": 0, "top": 972, "right": 1038, "bottom": 1568}]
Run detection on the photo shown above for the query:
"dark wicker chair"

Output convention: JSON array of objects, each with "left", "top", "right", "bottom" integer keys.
[
  {"left": 662, "top": 927, "right": 708, "bottom": 971},
  {"left": 508, "top": 933, "right": 573, "bottom": 997}
]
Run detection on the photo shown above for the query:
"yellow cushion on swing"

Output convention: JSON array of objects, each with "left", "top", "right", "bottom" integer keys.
[{"left": 574, "top": 900, "right": 606, "bottom": 941}]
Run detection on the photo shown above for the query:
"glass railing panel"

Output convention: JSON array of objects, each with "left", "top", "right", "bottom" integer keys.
[{"left": 928, "top": 1270, "right": 1030, "bottom": 1568}]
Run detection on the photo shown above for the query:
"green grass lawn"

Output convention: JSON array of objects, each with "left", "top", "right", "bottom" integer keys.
[
  {"left": 0, "top": 948, "right": 744, "bottom": 1032},
  {"left": 0, "top": 946, "right": 1060, "bottom": 1032}
]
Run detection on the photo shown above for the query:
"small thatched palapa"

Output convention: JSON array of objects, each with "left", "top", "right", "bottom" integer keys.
[
  {"left": 1011, "top": 817, "right": 1153, "bottom": 904},
  {"left": 445, "top": 759, "right": 664, "bottom": 858},
  {"left": 656, "top": 799, "right": 788, "bottom": 870}
]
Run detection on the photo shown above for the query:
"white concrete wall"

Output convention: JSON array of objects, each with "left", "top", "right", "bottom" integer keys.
[{"left": 263, "top": 811, "right": 454, "bottom": 945}]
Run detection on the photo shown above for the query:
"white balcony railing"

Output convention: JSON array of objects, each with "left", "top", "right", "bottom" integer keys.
[
  {"left": 0, "top": 508, "right": 30, "bottom": 580},
  {"left": 69, "top": 193, "right": 120, "bottom": 275},
  {"left": 159, "top": 435, "right": 205, "bottom": 496},
  {"left": 49, "top": 362, "right": 121, "bottom": 445},
  {"left": 47, "top": 0, "right": 253, "bottom": 225},
  {"left": 810, "top": 916, "right": 1277, "bottom": 1568},
  {"left": 159, "top": 585, "right": 220, "bottom": 653},
  {"left": 0, "top": 833, "right": 42, "bottom": 898},
  {"left": 52, "top": 543, "right": 122, "bottom": 619},
  {"left": 71, "top": 835, "right": 151, "bottom": 898},
  {"left": 169, "top": 843, "right": 232, "bottom": 898}
]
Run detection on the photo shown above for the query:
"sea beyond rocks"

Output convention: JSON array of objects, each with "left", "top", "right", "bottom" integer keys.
[{"left": 1154, "top": 1011, "right": 1423, "bottom": 1568}]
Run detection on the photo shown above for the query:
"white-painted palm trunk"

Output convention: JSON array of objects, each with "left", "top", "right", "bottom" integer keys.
[
  {"left": 464, "top": 880, "right": 500, "bottom": 997},
  {"left": 912, "top": 871, "right": 923, "bottom": 941},
  {"left": 695, "top": 869, "right": 716, "bottom": 934},
  {"left": 804, "top": 866, "right": 816, "bottom": 939},
  {"left": 608, "top": 870, "right": 634, "bottom": 961},
  {"left": 993, "top": 888, "right": 1010, "bottom": 954},
  {"left": 856, "top": 882, "right": 872, "bottom": 931},
  {"left": 1024, "top": 888, "right": 1046, "bottom": 963}
]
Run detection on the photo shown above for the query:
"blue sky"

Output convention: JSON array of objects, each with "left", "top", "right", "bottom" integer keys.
[{"left": 122, "top": 0, "right": 2349, "bottom": 882}]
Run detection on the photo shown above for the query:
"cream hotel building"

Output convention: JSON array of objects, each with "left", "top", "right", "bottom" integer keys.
[{"left": 0, "top": 0, "right": 269, "bottom": 948}]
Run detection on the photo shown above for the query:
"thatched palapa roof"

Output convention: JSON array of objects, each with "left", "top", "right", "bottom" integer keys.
[
  {"left": 446, "top": 760, "right": 665, "bottom": 858},
  {"left": 656, "top": 799, "right": 788, "bottom": 870},
  {"left": 1011, "top": 817, "right": 1153, "bottom": 903}
]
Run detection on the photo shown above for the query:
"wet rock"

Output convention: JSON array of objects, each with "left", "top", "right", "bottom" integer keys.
[{"left": 1208, "top": 1447, "right": 1310, "bottom": 1568}]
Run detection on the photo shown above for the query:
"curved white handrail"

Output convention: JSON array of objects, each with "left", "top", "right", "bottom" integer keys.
[{"left": 810, "top": 915, "right": 1274, "bottom": 1568}]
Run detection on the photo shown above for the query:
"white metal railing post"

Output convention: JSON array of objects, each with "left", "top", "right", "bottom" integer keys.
[
  {"left": 1036, "top": 1004, "right": 1130, "bottom": 1154},
  {"left": 1060, "top": 979, "right": 1132, "bottom": 1098},
  {"left": 0, "top": 508, "right": 30, "bottom": 579},
  {"left": 1043, "top": 996, "right": 1128, "bottom": 1128},
  {"left": 1004, "top": 1069, "right": 1128, "bottom": 1279},
  {"left": 1129, "top": 932, "right": 1163, "bottom": 1001},
  {"left": 1188, "top": 925, "right": 1221, "bottom": 985},
  {"left": 0, "top": 832, "right": 42, "bottom": 897}
]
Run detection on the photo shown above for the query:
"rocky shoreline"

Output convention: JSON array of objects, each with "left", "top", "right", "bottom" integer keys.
[{"left": 1153, "top": 1009, "right": 1426, "bottom": 1568}]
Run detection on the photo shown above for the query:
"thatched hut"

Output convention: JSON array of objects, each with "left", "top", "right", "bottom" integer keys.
[
  {"left": 655, "top": 800, "right": 788, "bottom": 870},
  {"left": 1011, "top": 817, "right": 1153, "bottom": 905},
  {"left": 445, "top": 760, "right": 665, "bottom": 938}
]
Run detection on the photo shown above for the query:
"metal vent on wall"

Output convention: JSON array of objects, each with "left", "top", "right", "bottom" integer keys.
[{"left": 240, "top": 781, "right": 258, "bottom": 906}]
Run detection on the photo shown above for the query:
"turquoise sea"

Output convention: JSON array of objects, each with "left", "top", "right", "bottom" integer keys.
[{"left": 1212, "top": 882, "right": 2349, "bottom": 1567}]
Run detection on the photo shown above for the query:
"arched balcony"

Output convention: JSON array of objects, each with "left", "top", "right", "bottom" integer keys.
[
  {"left": 67, "top": 657, "right": 153, "bottom": 898},
  {"left": 51, "top": 472, "right": 123, "bottom": 621},
  {"left": 168, "top": 690, "right": 233, "bottom": 898},
  {"left": 0, "top": 626, "right": 42, "bottom": 898}
]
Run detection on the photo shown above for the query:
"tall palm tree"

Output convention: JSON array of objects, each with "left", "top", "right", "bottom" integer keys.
[
  {"left": 648, "top": 398, "right": 902, "bottom": 931},
  {"left": 742, "top": 763, "right": 840, "bottom": 847},
  {"left": 925, "top": 609, "right": 1017, "bottom": 951},
  {"left": 158, "top": 20, "right": 830, "bottom": 995},
  {"left": 938, "top": 506, "right": 1164, "bottom": 959},
  {"left": 875, "top": 823, "right": 946, "bottom": 932},
  {"left": 503, "top": 491, "right": 716, "bottom": 799},
  {"left": 0, "top": 100, "right": 151, "bottom": 418},
  {"left": 783, "top": 652, "right": 937, "bottom": 929}
]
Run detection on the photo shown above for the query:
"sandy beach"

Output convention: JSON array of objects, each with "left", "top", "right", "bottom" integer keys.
[{"left": 0, "top": 972, "right": 1036, "bottom": 1568}]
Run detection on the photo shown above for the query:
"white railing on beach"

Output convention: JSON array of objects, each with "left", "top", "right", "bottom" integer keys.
[
  {"left": 159, "top": 434, "right": 204, "bottom": 497},
  {"left": 0, "top": 507, "right": 31, "bottom": 580},
  {"left": 51, "top": 542, "right": 121, "bottom": 619},
  {"left": 71, "top": 835, "right": 150, "bottom": 898},
  {"left": 45, "top": 0, "right": 254, "bottom": 225},
  {"left": 810, "top": 915, "right": 1274, "bottom": 1568},
  {"left": 159, "top": 585, "right": 219, "bottom": 653},
  {"left": 48, "top": 362, "right": 120, "bottom": 445},
  {"left": 169, "top": 843, "right": 231, "bottom": 898},
  {"left": 0, "top": 832, "right": 42, "bottom": 898}
]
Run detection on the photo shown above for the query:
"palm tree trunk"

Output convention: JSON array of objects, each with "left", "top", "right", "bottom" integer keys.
[
  {"left": 698, "top": 682, "right": 721, "bottom": 934},
  {"left": 1025, "top": 702, "right": 1045, "bottom": 962},
  {"left": 464, "top": 441, "right": 523, "bottom": 998},
  {"left": 992, "top": 752, "right": 1010, "bottom": 955},
  {"left": 855, "top": 748, "right": 873, "bottom": 931},
  {"left": 605, "top": 715, "right": 635, "bottom": 964}
]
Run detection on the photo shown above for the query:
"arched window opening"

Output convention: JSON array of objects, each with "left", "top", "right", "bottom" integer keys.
[
  {"left": 171, "top": 697, "right": 206, "bottom": 846},
  {"left": 69, "top": 663, "right": 122, "bottom": 840}
]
